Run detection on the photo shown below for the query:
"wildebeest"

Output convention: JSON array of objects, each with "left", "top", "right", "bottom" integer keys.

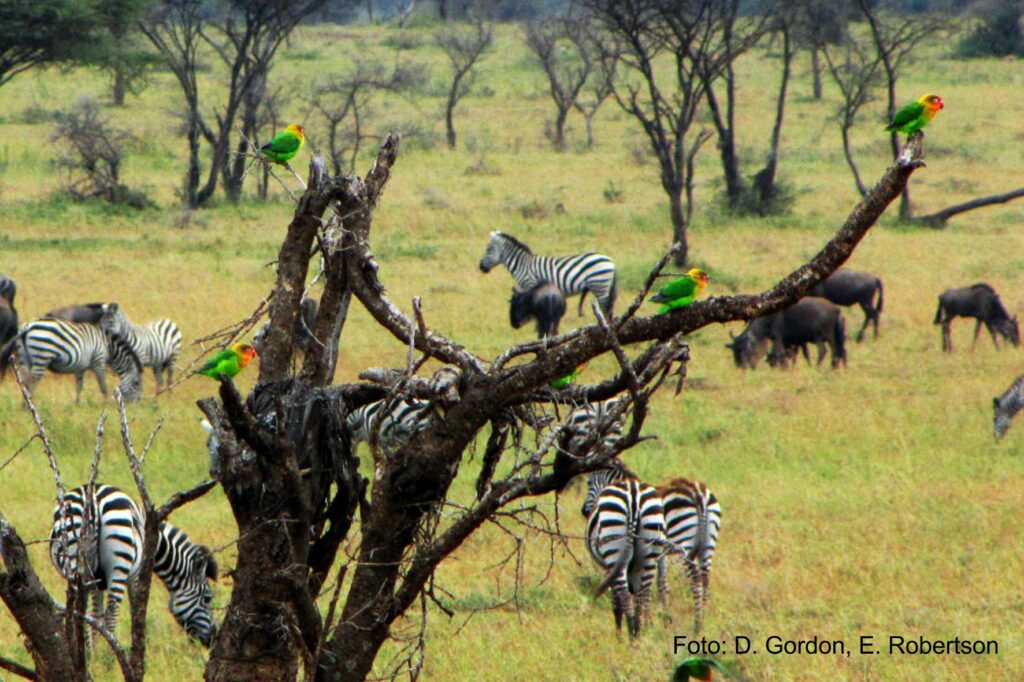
[
  {"left": 0, "top": 275, "right": 16, "bottom": 306},
  {"left": 510, "top": 282, "right": 567, "bottom": 338},
  {"left": 253, "top": 297, "right": 318, "bottom": 354},
  {"left": 809, "top": 269, "right": 883, "bottom": 342},
  {"left": 0, "top": 284, "right": 17, "bottom": 351},
  {"left": 726, "top": 297, "right": 847, "bottom": 369},
  {"left": 45, "top": 302, "right": 111, "bottom": 324},
  {"left": 934, "top": 283, "right": 1019, "bottom": 352}
]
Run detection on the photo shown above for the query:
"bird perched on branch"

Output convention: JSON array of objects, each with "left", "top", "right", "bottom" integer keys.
[
  {"left": 196, "top": 343, "right": 257, "bottom": 380},
  {"left": 550, "top": 362, "right": 586, "bottom": 389},
  {"left": 260, "top": 124, "right": 305, "bottom": 165},
  {"left": 886, "top": 93, "right": 944, "bottom": 137},
  {"left": 651, "top": 269, "right": 710, "bottom": 314}
]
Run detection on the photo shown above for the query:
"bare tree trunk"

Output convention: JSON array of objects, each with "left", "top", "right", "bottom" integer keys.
[
  {"left": 841, "top": 123, "right": 867, "bottom": 197},
  {"left": 185, "top": 105, "right": 202, "bottom": 209},
  {"left": 916, "top": 187, "right": 1024, "bottom": 227},
  {"left": 705, "top": 84, "right": 744, "bottom": 208},
  {"left": 811, "top": 47, "right": 822, "bottom": 99},
  {"left": 438, "top": 0, "right": 447, "bottom": 21},
  {"left": 669, "top": 190, "right": 688, "bottom": 267},
  {"left": 753, "top": 26, "right": 792, "bottom": 211},
  {"left": 445, "top": 78, "right": 460, "bottom": 149},
  {"left": 553, "top": 106, "right": 568, "bottom": 151},
  {"left": 113, "top": 65, "right": 127, "bottom": 106}
]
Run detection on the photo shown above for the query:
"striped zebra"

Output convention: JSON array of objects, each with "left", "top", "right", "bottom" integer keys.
[
  {"left": 564, "top": 398, "right": 626, "bottom": 457},
  {"left": 346, "top": 398, "right": 436, "bottom": 453},
  {"left": 585, "top": 476, "right": 666, "bottom": 637},
  {"left": 479, "top": 231, "right": 618, "bottom": 315},
  {"left": 1, "top": 319, "right": 142, "bottom": 402},
  {"left": 993, "top": 374, "right": 1024, "bottom": 440},
  {"left": 50, "top": 484, "right": 218, "bottom": 646},
  {"left": 656, "top": 478, "right": 722, "bottom": 634},
  {"left": 101, "top": 303, "right": 182, "bottom": 393}
]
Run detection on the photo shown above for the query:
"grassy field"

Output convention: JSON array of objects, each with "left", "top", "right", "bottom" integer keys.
[{"left": 1, "top": 20, "right": 1023, "bottom": 682}]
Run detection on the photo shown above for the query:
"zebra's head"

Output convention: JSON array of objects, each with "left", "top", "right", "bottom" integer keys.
[
  {"left": 169, "top": 543, "right": 218, "bottom": 647},
  {"left": 994, "top": 396, "right": 1014, "bottom": 441},
  {"left": 479, "top": 231, "right": 505, "bottom": 272},
  {"left": 580, "top": 461, "right": 634, "bottom": 518},
  {"left": 99, "top": 302, "right": 129, "bottom": 337},
  {"left": 107, "top": 334, "right": 142, "bottom": 402}
]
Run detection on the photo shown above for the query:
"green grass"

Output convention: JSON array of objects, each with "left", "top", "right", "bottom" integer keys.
[{"left": 1, "top": 20, "right": 1024, "bottom": 682}]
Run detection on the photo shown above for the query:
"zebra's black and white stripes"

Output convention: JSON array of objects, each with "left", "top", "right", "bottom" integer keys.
[
  {"left": 50, "top": 484, "right": 218, "bottom": 646},
  {"left": 50, "top": 484, "right": 145, "bottom": 633},
  {"left": 585, "top": 476, "right": 666, "bottom": 637},
  {"left": 8, "top": 318, "right": 142, "bottom": 402},
  {"left": 564, "top": 398, "right": 626, "bottom": 458},
  {"left": 993, "top": 374, "right": 1024, "bottom": 440},
  {"left": 479, "top": 231, "right": 618, "bottom": 315},
  {"left": 101, "top": 304, "right": 182, "bottom": 392},
  {"left": 656, "top": 478, "right": 721, "bottom": 634},
  {"left": 346, "top": 398, "right": 435, "bottom": 452}
]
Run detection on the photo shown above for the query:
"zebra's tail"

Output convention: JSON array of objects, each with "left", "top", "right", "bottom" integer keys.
[{"left": 595, "top": 512, "right": 638, "bottom": 598}]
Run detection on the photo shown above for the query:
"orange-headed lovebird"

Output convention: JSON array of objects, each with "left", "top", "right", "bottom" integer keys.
[
  {"left": 886, "top": 93, "right": 943, "bottom": 136},
  {"left": 650, "top": 269, "right": 710, "bottom": 314},
  {"left": 197, "top": 343, "right": 257, "bottom": 380},
  {"left": 260, "top": 124, "right": 305, "bottom": 164}
]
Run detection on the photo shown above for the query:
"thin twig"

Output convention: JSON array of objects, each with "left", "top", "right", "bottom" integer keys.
[
  {"left": 114, "top": 389, "right": 153, "bottom": 513},
  {"left": 614, "top": 243, "right": 679, "bottom": 330}
]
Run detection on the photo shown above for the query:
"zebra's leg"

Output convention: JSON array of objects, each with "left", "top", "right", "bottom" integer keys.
[
  {"left": 88, "top": 589, "right": 104, "bottom": 647},
  {"left": 684, "top": 556, "right": 703, "bottom": 634},
  {"left": 153, "top": 366, "right": 162, "bottom": 393},
  {"left": 75, "top": 372, "right": 85, "bottom": 404},
  {"left": 93, "top": 368, "right": 109, "bottom": 399},
  {"left": 657, "top": 555, "right": 669, "bottom": 609},
  {"left": 611, "top": 582, "right": 631, "bottom": 635}
]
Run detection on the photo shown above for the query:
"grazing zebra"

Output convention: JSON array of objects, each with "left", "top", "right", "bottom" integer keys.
[
  {"left": 656, "top": 478, "right": 722, "bottom": 634},
  {"left": 479, "top": 231, "right": 618, "bottom": 315},
  {"left": 1, "top": 319, "right": 142, "bottom": 402},
  {"left": 993, "top": 375, "right": 1024, "bottom": 440},
  {"left": 51, "top": 484, "right": 218, "bottom": 645},
  {"left": 346, "top": 398, "right": 436, "bottom": 453},
  {"left": 585, "top": 477, "right": 666, "bottom": 637},
  {"left": 100, "top": 304, "right": 182, "bottom": 393},
  {"left": 564, "top": 398, "right": 627, "bottom": 457}
]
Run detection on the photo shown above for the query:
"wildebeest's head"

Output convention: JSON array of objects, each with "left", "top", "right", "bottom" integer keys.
[
  {"left": 509, "top": 288, "right": 532, "bottom": 329},
  {"left": 996, "top": 316, "right": 1021, "bottom": 347},
  {"left": 725, "top": 324, "right": 769, "bottom": 369}
]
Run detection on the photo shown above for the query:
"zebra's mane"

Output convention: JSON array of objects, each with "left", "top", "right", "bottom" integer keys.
[
  {"left": 494, "top": 231, "right": 532, "bottom": 254},
  {"left": 107, "top": 332, "right": 143, "bottom": 373}
]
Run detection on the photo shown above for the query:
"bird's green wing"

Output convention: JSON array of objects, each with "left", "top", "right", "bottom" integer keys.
[
  {"left": 199, "top": 348, "right": 235, "bottom": 373},
  {"left": 886, "top": 101, "right": 924, "bottom": 131},
  {"left": 653, "top": 276, "right": 697, "bottom": 302},
  {"left": 263, "top": 131, "right": 302, "bottom": 154}
]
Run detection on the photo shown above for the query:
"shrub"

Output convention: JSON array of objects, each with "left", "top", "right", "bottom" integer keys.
[{"left": 956, "top": 1, "right": 1024, "bottom": 58}]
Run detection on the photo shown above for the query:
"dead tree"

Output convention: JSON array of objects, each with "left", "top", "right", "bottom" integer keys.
[
  {"left": 2, "top": 130, "right": 927, "bottom": 680},
  {"left": 582, "top": 0, "right": 716, "bottom": 266},
  {"left": 752, "top": 7, "right": 795, "bottom": 213},
  {"left": 525, "top": 12, "right": 602, "bottom": 151},
  {"left": 437, "top": 19, "right": 492, "bottom": 150}
]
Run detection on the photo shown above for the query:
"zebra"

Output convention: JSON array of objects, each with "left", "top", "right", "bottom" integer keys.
[
  {"left": 655, "top": 478, "right": 722, "bottom": 634},
  {"left": 585, "top": 476, "right": 666, "bottom": 637},
  {"left": 563, "top": 398, "right": 627, "bottom": 457},
  {"left": 479, "top": 231, "right": 618, "bottom": 316},
  {"left": 1, "top": 319, "right": 142, "bottom": 402},
  {"left": 580, "top": 460, "right": 634, "bottom": 518},
  {"left": 993, "top": 375, "right": 1024, "bottom": 440},
  {"left": 345, "top": 397, "right": 436, "bottom": 453},
  {"left": 100, "top": 303, "right": 182, "bottom": 393},
  {"left": 50, "top": 484, "right": 218, "bottom": 646}
]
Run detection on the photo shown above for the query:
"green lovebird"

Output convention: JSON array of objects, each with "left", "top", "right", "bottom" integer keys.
[
  {"left": 260, "top": 124, "right": 305, "bottom": 164},
  {"left": 886, "top": 93, "right": 944, "bottom": 136},
  {"left": 672, "top": 657, "right": 723, "bottom": 682},
  {"left": 650, "top": 268, "right": 710, "bottom": 314},
  {"left": 196, "top": 343, "right": 258, "bottom": 380},
  {"left": 549, "top": 362, "right": 586, "bottom": 389}
]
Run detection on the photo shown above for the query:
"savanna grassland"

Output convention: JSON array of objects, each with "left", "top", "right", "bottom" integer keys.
[{"left": 1, "top": 19, "right": 1023, "bottom": 682}]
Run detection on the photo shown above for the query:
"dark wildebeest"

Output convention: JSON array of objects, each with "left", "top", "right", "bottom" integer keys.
[
  {"left": 0, "top": 275, "right": 16, "bottom": 307},
  {"left": 44, "top": 302, "right": 111, "bottom": 324},
  {"left": 253, "top": 297, "right": 318, "bottom": 354},
  {"left": 726, "top": 297, "right": 847, "bottom": 369},
  {"left": 934, "top": 283, "right": 1019, "bottom": 352},
  {"left": 809, "top": 269, "right": 883, "bottom": 342},
  {"left": 510, "top": 282, "right": 567, "bottom": 338}
]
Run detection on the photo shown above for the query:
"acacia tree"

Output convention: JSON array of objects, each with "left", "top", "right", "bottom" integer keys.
[
  {"left": 141, "top": 0, "right": 331, "bottom": 207},
  {"left": 437, "top": 18, "right": 492, "bottom": 150},
  {"left": 525, "top": 11, "right": 605, "bottom": 151},
  {"left": 1, "top": 134, "right": 927, "bottom": 681},
  {"left": 0, "top": 0, "right": 106, "bottom": 89}
]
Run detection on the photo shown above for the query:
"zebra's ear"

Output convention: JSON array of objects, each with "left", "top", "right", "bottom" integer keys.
[
  {"left": 994, "top": 397, "right": 1001, "bottom": 408},
  {"left": 203, "top": 548, "right": 219, "bottom": 580}
]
